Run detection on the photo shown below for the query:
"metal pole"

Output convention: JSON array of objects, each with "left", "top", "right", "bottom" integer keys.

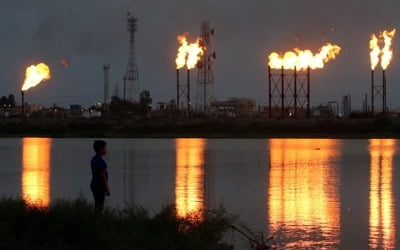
[
  {"left": 204, "top": 56, "right": 207, "bottom": 112},
  {"left": 187, "top": 69, "right": 190, "bottom": 116},
  {"left": 365, "top": 94, "right": 368, "bottom": 112},
  {"left": 294, "top": 67, "right": 297, "bottom": 118},
  {"left": 203, "top": 70, "right": 207, "bottom": 112},
  {"left": 307, "top": 67, "right": 311, "bottom": 118},
  {"left": 21, "top": 90, "right": 25, "bottom": 118},
  {"left": 383, "top": 70, "right": 386, "bottom": 113},
  {"left": 123, "top": 75, "right": 126, "bottom": 104},
  {"left": 281, "top": 66, "right": 284, "bottom": 118},
  {"left": 268, "top": 66, "right": 272, "bottom": 119},
  {"left": 103, "top": 64, "right": 110, "bottom": 115},
  {"left": 176, "top": 69, "right": 180, "bottom": 112},
  {"left": 371, "top": 70, "right": 374, "bottom": 113}
]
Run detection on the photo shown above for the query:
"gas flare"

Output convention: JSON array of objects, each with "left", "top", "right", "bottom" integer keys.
[
  {"left": 21, "top": 63, "right": 51, "bottom": 91},
  {"left": 381, "top": 29, "right": 396, "bottom": 70},
  {"left": 176, "top": 35, "right": 189, "bottom": 69},
  {"left": 369, "top": 34, "right": 380, "bottom": 70},
  {"left": 268, "top": 43, "right": 341, "bottom": 71},
  {"left": 369, "top": 29, "right": 396, "bottom": 70},
  {"left": 175, "top": 34, "right": 204, "bottom": 69}
]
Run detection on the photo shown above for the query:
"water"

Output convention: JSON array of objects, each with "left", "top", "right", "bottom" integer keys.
[{"left": 0, "top": 137, "right": 399, "bottom": 249}]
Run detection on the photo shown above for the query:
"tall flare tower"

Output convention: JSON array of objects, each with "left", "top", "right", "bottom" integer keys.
[
  {"left": 196, "top": 21, "right": 215, "bottom": 112},
  {"left": 124, "top": 12, "right": 139, "bottom": 102}
]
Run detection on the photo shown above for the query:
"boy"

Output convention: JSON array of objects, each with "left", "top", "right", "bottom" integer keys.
[{"left": 90, "top": 140, "right": 110, "bottom": 210}]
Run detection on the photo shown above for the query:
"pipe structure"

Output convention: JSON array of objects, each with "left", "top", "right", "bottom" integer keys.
[
  {"left": 176, "top": 69, "right": 180, "bottom": 112},
  {"left": 281, "top": 66, "right": 284, "bottom": 118},
  {"left": 268, "top": 66, "right": 272, "bottom": 119},
  {"left": 123, "top": 75, "right": 126, "bottom": 104},
  {"left": 307, "top": 67, "right": 311, "bottom": 118},
  {"left": 203, "top": 68, "right": 207, "bottom": 112},
  {"left": 383, "top": 70, "right": 386, "bottom": 113},
  {"left": 103, "top": 64, "right": 110, "bottom": 115},
  {"left": 21, "top": 90, "right": 25, "bottom": 118},
  {"left": 187, "top": 69, "right": 191, "bottom": 116},
  {"left": 268, "top": 66, "right": 311, "bottom": 119},
  {"left": 294, "top": 67, "right": 297, "bottom": 118},
  {"left": 371, "top": 70, "right": 374, "bottom": 113}
]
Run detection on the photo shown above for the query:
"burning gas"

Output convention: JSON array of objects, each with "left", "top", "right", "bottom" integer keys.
[
  {"left": 370, "top": 34, "right": 380, "bottom": 70},
  {"left": 381, "top": 29, "right": 396, "bottom": 70},
  {"left": 21, "top": 63, "right": 51, "bottom": 91},
  {"left": 268, "top": 43, "right": 341, "bottom": 70},
  {"left": 175, "top": 34, "right": 204, "bottom": 69},
  {"left": 369, "top": 29, "right": 396, "bottom": 70}
]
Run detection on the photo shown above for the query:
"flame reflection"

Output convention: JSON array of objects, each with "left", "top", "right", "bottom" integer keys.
[
  {"left": 268, "top": 139, "right": 340, "bottom": 248},
  {"left": 175, "top": 138, "right": 205, "bottom": 218},
  {"left": 22, "top": 138, "right": 52, "bottom": 207},
  {"left": 369, "top": 139, "right": 396, "bottom": 249}
]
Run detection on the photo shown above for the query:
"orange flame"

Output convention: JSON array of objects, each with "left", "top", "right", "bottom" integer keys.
[
  {"left": 21, "top": 63, "right": 51, "bottom": 91},
  {"left": 175, "top": 34, "right": 204, "bottom": 70},
  {"left": 381, "top": 29, "right": 396, "bottom": 70},
  {"left": 268, "top": 43, "right": 341, "bottom": 71},
  {"left": 369, "top": 29, "right": 396, "bottom": 70},
  {"left": 370, "top": 34, "right": 380, "bottom": 70},
  {"left": 176, "top": 35, "right": 189, "bottom": 69}
]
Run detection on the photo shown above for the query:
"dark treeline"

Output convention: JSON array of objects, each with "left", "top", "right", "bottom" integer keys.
[
  {"left": 0, "top": 117, "right": 400, "bottom": 138},
  {"left": 0, "top": 94, "right": 16, "bottom": 108}
]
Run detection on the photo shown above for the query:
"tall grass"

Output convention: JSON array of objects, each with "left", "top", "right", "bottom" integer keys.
[{"left": 0, "top": 198, "right": 235, "bottom": 250}]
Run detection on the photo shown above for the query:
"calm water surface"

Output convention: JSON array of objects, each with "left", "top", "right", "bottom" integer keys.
[{"left": 0, "top": 138, "right": 399, "bottom": 249}]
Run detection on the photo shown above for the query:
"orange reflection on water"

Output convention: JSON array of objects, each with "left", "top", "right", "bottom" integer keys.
[
  {"left": 369, "top": 139, "right": 396, "bottom": 249},
  {"left": 175, "top": 138, "right": 205, "bottom": 218},
  {"left": 268, "top": 139, "right": 341, "bottom": 248},
  {"left": 22, "top": 138, "right": 52, "bottom": 207}
]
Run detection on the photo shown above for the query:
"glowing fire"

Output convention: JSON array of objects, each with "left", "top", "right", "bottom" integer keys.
[
  {"left": 370, "top": 34, "right": 380, "bottom": 70},
  {"left": 369, "top": 29, "right": 396, "bottom": 70},
  {"left": 268, "top": 43, "right": 341, "bottom": 70},
  {"left": 381, "top": 29, "right": 396, "bottom": 70},
  {"left": 175, "top": 34, "right": 204, "bottom": 70},
  {"left": 21, "top": 63, "right": 51, "bottom": 91}
]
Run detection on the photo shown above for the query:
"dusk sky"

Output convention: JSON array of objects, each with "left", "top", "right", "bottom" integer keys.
[{"left": 2, "top": 0, "right": 400, "bottom": 110}]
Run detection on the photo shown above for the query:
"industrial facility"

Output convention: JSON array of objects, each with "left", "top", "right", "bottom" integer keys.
[{"left": 1, "top": 15, "right": 400, "bottom": 121}]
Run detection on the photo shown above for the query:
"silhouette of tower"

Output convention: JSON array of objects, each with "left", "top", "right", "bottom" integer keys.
[
  {"left": 103, "top": 64, "right": 110, "bottom": 114},
  {"left": 196, "top": 22, "right": 216, "bottom": 112},
  {"left": 124, "top": 12, "right": 139, "bottom": 102}
]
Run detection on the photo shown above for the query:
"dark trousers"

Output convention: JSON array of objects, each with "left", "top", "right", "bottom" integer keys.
[{"left": 90, "top": 182, "right": 105, "bottom": 210}]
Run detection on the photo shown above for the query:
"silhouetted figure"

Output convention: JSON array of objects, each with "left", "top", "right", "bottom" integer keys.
[{"left": 90, "top": 140, "right": 110, "bottom": 211}]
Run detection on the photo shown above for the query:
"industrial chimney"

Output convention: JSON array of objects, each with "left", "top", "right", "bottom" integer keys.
[{"left": 103, "top": 64, "right": 110, "bottom": 115}]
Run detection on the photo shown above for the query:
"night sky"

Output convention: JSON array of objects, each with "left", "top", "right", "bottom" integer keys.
[{"left": 1, "top": 0, "right": 400, "bottom": 110}]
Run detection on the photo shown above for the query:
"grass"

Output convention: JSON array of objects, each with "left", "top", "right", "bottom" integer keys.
[{"left": 0, "top": 197, "right": 235, "bottom": 250}]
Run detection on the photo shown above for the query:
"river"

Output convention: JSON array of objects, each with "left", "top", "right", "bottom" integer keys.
[{"left": 0, "top": 138, "right": 399, "bottom": 249}]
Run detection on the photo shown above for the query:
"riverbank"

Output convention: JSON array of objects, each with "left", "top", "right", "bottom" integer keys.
[
  {"left": 0, "top": 198, "right": 235, "bottom": 250},
  {"left": 0, "top": 117, "right": 399, "bottom": 138}
]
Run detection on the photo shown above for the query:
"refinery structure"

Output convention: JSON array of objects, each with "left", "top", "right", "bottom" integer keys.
[
  {"left": 2, "top": 13, "right": 400, "bottom": 120},
  {"left": 370, "top": 29, "right": 396, "bottom": 114},
  {"left": 196, "top": 22, "right": 216, "bottom": 113},
  {"left": 124, "top": 12, "right": 140, "bottom": 102}
]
